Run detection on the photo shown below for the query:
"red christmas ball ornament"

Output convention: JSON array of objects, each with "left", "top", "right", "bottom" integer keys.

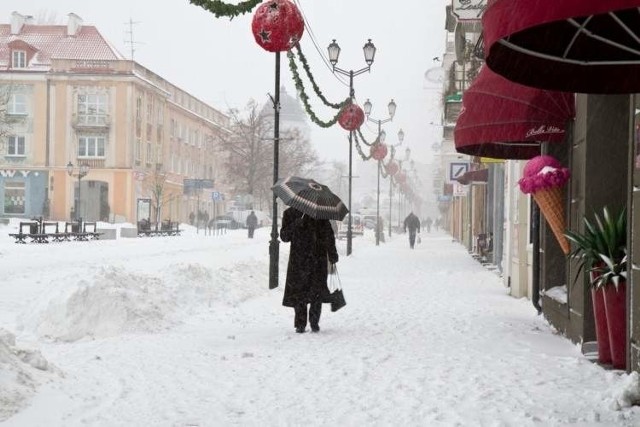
[
  {"left": 338, "top": 104, "right": 365, "bottom": 131},
  {"left": 370, "top": 142, "right": 388, "bottom": 161},
  {"left": 385, "top": 160, "right": 399, "bottom": 176},
  {"left": 252, "top": 0, "right": 304, "bottom": 53},
  {"left": 396, "top": 171, "right": 407, "bottom": 184}
]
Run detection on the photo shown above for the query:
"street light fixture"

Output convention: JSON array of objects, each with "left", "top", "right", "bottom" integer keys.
[
  {"left": 67, "top": 161, "right": 90, "bottom": 222},
  {"left": 363, "top": 99, "right": 397, "bottom": 246},
  {"left": 328, "top": 38, "right": 376, "bottom": 256}
]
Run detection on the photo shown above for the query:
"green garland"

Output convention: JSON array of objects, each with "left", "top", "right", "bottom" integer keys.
[
  {"left": 293, "top": 45, "right": 344, "bottom": 109},
  {"left": 353, "top": 131, "right": 373, "bottom": 161},
  {"left": 287, "top": 50, "right": 349, "bottom": 128},
  {"left": 189, "top": 0, "right": 261, "bottom": 19},
  {"left": 356, "top": 128, "right": 375, "bottom": 147}
]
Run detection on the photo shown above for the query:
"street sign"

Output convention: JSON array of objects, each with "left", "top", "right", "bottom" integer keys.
[
  {"left": 211, "top": 191, "right": 224, "bottom": 201},
  {"left": 183, "top": 179, "right": 214, "bottom": 195},
  {"left": 448, "top": 162, "right": 469, "bottom": 182}
]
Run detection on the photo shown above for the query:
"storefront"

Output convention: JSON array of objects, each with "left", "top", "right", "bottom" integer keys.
[{"left": 0, "top": 168, "right": 49, "bottom": 218}]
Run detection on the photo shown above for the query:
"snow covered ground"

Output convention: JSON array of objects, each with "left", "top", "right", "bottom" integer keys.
[{"left": 1, "top": 219, "right": 640, "bottom": 426}]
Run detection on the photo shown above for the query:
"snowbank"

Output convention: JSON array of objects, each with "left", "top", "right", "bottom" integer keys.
[{"left": 0, "top": 329, "right": 56, "bottom": 422}]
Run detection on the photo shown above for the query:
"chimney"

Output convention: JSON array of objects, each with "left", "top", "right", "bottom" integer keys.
[
  {"left": 10, "top": 11, "right": 26, "bottom": 35},
  {"left": 67, "top": 13, "right": 83, "bottom": 37}
]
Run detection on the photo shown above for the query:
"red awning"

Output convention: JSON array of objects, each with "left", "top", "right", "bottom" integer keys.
[
  {"left": 454, "top": 66, "right": 575, "bottom": 160},
  {"left": 483, "top": 0, "right": 640, "bottom": 93},
  {"left": 456, "top": 168, "right": 489, "bottom": 185}
]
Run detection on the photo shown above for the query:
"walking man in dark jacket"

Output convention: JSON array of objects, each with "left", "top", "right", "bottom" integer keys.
[
  {"left": 404, "top": 211, "right": 421, "bottom": 249},
  {"left": 246, "top": 210, "right": 258, "bottom": 238}
]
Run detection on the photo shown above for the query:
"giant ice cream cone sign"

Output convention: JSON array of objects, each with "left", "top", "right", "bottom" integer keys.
[{"left": 518, "top": 155, "right": 571, "bottom": 255}]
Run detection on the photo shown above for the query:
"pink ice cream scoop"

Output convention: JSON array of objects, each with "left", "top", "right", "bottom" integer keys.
[{"left": 518, "top": 155, "right": 570, "bottom": 194}]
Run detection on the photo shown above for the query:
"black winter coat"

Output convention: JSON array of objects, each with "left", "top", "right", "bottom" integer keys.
[{"left": 280, "top": 207, "right": 339, "bottom": 307}]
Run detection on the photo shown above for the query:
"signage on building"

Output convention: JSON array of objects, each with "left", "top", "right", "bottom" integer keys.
[
  {"left": 0, "top": 169, "right": 40, "bottom": 177},
  {"left": 451, "top": 0, "right": 487, "bottom": 21},
  {"left": 453, "top": 182, "right": 469, "bottom": 197},
  {"left": 183, "top": 179, "right": 214, "bottom": 195},
  {"left": 211, "top": 191, "right": 224, "bottom": 202},
  {"left": 448, "top": 162, "right": 469, "bottom": 182}
]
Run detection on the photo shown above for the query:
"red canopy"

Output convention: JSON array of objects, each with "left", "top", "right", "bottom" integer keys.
[
  {"left": 454, "top": 66, "right": 575, "bottom": 160},
  {"left": 483, "top": 0, "right": 640, "bottom": 93}
]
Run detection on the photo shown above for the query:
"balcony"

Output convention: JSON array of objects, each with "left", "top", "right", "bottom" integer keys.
[
  {"left": 75, "top": 158, "right": 105, "bottom": 169},
  {"left": 72, "top": 114, "right": 111, "bottom": 131}
]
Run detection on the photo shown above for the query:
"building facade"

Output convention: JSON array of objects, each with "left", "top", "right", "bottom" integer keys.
[{"left": 0, "top": 12, "right": 230, "bottom": 224}]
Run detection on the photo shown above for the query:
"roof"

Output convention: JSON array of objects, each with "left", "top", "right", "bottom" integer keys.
[{"left": 0, "top": 24, "right": 124, "bottom": 68}]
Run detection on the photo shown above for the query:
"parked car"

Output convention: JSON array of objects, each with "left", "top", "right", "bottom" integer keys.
[{"left": 212, "top": 215, "right": 240, "bottom": 230}]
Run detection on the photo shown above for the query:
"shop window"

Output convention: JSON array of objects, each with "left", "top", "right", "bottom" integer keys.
[
  {"left": 4, "top": 180, "right": 25, "bottom": 214},
  {"left": 78, "top": 136, "right": 106, "bottom": 158},
  {"left": 7, "top": 135, "right": 25, "bottom": 156}
]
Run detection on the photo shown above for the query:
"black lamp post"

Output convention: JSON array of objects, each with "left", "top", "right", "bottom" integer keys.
[
  {"left": 388, "top": 128, "right": 405, "bottom": 238},
  {"left": 328, "top": 38, "right": 376, "bottom": 256},
  {"left": 269, "top": 52, "right": 282, "bottom": 290},
  {"left": 66, "top": 161, "right": 89, "bottom": 221},
  {"left": 363, "top": 98, "right": 396, "bottom": 246}
]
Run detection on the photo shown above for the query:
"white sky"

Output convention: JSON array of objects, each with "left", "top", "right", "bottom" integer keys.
[
  {"left": 2, "top": 223, "right": 640, "bottom": 425},
  {"left": 0, "top": 0, "right": 447, "bottom": 165}
]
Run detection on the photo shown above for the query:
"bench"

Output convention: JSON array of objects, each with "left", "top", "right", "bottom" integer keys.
[
  {"left": 8, "top": 219, "right": 102, "bottom": 243},
  {"left": 137, "top": 220, "right": 181, "bottom": 237}
]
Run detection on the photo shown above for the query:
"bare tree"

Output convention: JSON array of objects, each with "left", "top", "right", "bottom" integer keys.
[
  {"left": 219, "top": 100, "right": 319, "bottom": 209},
  {"left": 143, "top": 166, "right": 175, "bottom": 225}
]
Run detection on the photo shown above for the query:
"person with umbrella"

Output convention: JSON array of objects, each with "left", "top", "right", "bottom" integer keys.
[{"left": 273, "top": 177, "right": 346, "bottom": 333}]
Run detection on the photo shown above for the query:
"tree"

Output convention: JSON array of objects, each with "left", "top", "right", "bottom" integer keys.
[
  {"left": 143, "top": 166, "right": 175, "bottom": 225},
  {"left": 219, "top": 100, "right": 319, "bottom": 210}
]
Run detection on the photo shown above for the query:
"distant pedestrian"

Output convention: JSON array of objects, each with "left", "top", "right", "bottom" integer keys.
[
  {"left": 404, "top": 211, "right": 421, "bottom": 249},
  {"left": 280, "top": 207, "right": 339, "bottom": 333},
  {"left": 246, "top": 210, "right": 258, "bottom": 238},
  {"left": 425, "top": 217, "right": 433, "bottom": 233},
  {"left": 188, "top": 211, "right": 195, "bottom": 225}
]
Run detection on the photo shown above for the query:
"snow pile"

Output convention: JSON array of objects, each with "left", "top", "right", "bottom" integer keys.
[
  {"left": 606, "top": 371, "right": 640, "bottom": 410},
  {"left": 23, "top": 266, "right": 178, "bottom": 342},
  {"left": 0, "top": 329, "right": 56, "bottom": 422},
  {"left": 19, "top": 258, "right": 269, "bottom": 342}
]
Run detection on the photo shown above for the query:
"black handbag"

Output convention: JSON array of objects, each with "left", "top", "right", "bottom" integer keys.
[{"left": 328, "top": 265, "right": 346, "bottom": 312}]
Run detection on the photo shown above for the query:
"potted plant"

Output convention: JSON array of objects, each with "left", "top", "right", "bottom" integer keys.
[{"left": 565, "top": 206, "right": 627, "bottom": 369}]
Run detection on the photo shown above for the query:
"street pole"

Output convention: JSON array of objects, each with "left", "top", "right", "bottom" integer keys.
[
  {"left": 269, "top": 51, "right": 281, "bottom": 290},
  {"left": 327, "top": 39, "right": 376, "bottom": 257},
  {"left": 376, "top": 159, "right": 381, "bottom": 245},
  {"left": 388, "top": 177, "right": 392, "bottom": 238},
  {"left": 77, "top": 174, "right": 81, "bottom": 221}
]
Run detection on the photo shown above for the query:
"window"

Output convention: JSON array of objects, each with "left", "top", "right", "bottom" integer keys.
[
  {"left": 78, "top": 136, "right": 106, "bottom": 158},
  {"left": 4, "top": 181, "right": 25, "bottom": 214},
  {"left": 77, "top": 94, "right": 108, "bottom": 125},
  {"left": 7, "top": 135, "right": 25, "bottom": 156},
  {"left": 12, "top": 50, "right": 26, "bottom": 68},
  {"left": 146, "top": 142, "right": 152, "bottom": 165},
  {"left": 8, "top": 94, "right": 27, "bottom": 115}
]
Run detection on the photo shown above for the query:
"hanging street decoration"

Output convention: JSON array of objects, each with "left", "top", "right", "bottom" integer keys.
[
  {"left": 396, "top": 171, "right": 407, "bottom": 185},
  {"left": 338, "top": 104, "right": 365, "bottom": 131},
  {"left": 293, "top": 45, "right": 346, "bottom": 109},
  {"left": 353, "top": 131, "right": 373, "bottom": 161},
  {"left": 190, "top": 0, "right": 262, "bottom": 19},
  {"left": 356, "top": 128, "right": 375, "bottom": 147},
  {"left": 287, "top": 50, "right": 348, "bottom": 128},
  {"left": 370, "top": 142, "right": 388, "bottom": 161},
  {"left": 251, "top": 0, "right": 304, "bottom": 52},
  {"left": 386, "top": 160, "right": 399, "bottom": 176}
]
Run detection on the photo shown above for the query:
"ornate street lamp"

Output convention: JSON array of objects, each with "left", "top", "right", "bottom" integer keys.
[
  {"left": 67, "top": 161, "right": 90, "bottom": 221},
  {"left": 328, "top": 38, "right": 376, "bottom": 256},
  {"left": 364, "top": 99, "right": 397, "bottom": 246}
]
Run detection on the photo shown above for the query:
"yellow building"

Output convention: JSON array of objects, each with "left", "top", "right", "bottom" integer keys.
[{"left": 0, "top": 12, "right": 230, "bottom": 224}]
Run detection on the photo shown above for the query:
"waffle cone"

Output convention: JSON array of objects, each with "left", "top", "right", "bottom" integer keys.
[{"left": 533, "top": 186, "right": 570, "bottom": 255}]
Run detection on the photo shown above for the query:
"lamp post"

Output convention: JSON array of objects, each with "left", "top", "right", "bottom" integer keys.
[
  {"left": 268, "top": 52, "right": 282, "bottom": 290},
  {"left": 388, "top": 128, "right": 405, "bottom": 238},
  {"left": 328, "top": 38, "right": 376, "bottom": 256},
  {"left": 363, "top": 98, "right": 396, "bottom": 246},
  {"left": 66, "top": 161, "right": 89, "bottom": 221}
]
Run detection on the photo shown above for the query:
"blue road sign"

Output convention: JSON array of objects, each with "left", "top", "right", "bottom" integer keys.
[{"left": 211, "top": 191, "right": 224, "bottom": 201}]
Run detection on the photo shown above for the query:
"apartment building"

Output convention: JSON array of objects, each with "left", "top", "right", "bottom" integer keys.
[{"left": 0, "top": 12, "right": 230, "bottom": 224}]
